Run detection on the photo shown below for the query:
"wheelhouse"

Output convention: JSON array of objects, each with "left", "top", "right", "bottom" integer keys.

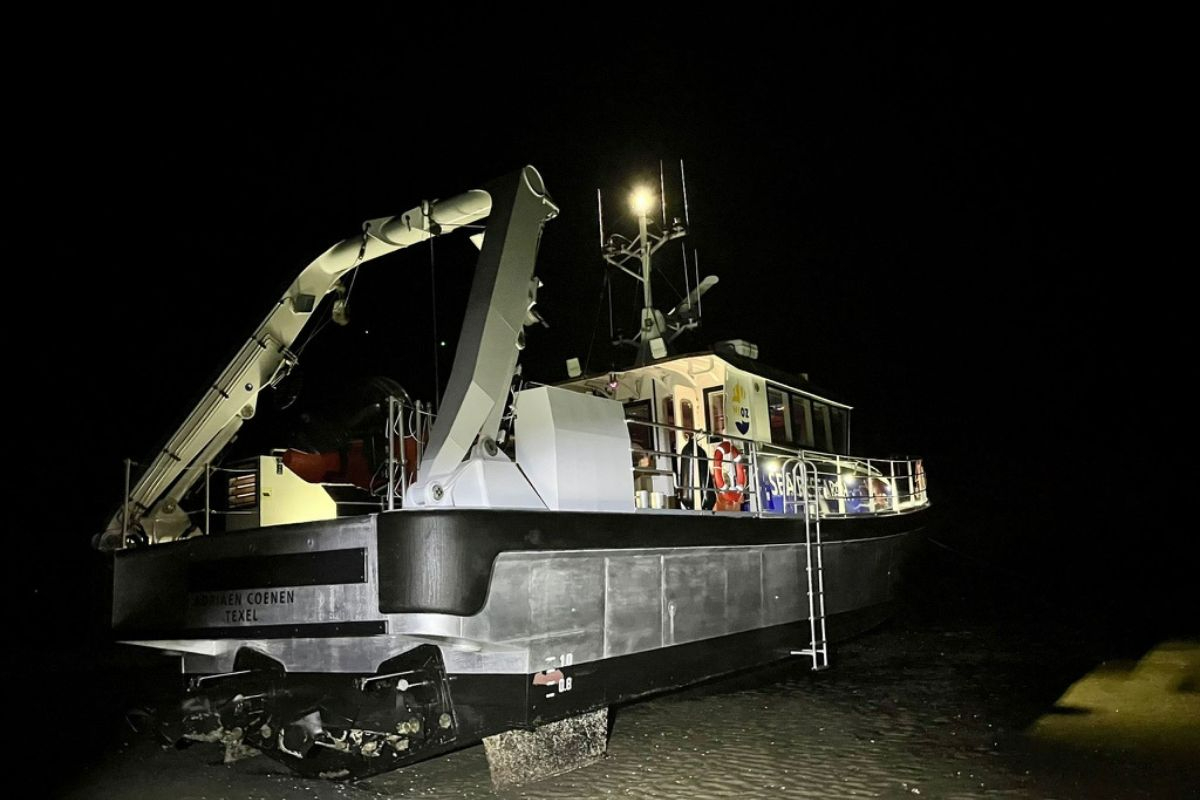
[{"left": 557, "top": 341, "right": 926, "bottom": 517}]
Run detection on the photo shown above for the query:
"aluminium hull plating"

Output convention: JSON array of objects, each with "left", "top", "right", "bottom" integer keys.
[{"left": 111, "top": 508, "right": 923, "bottom": 771}]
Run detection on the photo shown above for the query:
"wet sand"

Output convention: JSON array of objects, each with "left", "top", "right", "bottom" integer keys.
[{"left": 41, "top": 604, "right": 1198, "bottom": 800}]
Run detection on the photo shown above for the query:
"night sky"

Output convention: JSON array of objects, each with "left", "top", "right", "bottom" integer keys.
[{"left": 10, "top": 11, "right": 1191, "bottom": 641}]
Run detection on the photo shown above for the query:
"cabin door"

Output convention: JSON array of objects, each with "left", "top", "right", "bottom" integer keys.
[{"left": 670, "top": 386, "right": 706, "bottom": 509}]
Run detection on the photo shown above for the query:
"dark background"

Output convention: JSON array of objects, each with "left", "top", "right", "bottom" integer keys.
[{"left": 8, "top": 10, "right": 1192, "bottom": 648}]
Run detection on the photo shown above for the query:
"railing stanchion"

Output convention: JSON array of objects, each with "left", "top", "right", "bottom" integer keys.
[
  {"left": 386, "top": 396, "right": 397, "bottom": 512},
  {"left": 204, "top": 461, "right": 211, "bottom": 535}
]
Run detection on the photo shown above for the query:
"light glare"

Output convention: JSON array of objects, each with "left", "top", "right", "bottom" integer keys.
[{"left": 630, "top": 186, "right": 655, "bottom": 216}]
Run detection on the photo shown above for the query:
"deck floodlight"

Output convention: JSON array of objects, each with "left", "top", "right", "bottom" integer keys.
[{"left": 630, "top": 186, "right": 655, "bottom": 217}]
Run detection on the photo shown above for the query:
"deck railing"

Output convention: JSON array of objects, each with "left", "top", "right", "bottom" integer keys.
[
  {"left": 626, "top": 417, "right": 928, "bottom": 519},
  {"left": 384, "top": 397, "right": 436, "bottom": 510},
  {"left": 376, "top": 404, "right": 928, "bottom": 517},
  {"left": 119, "top": 395, "right": 925, "bottom": 538}
]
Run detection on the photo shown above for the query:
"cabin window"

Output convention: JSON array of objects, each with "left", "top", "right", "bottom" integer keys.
[
  {"left": 812, "top": 402, "right": 832, "bottom": 452},
  {"left": 663, "top": 395, "right": 677, "bottom": 453},
  {"left": 768, "top": 387, "right": 790, "bottom": 445},
  {"left": 830, "top": 407, "right": 848, "bottom": 454},
  {"left": 624, "top": 400, "right": 653, "bottom": 459},
  {"left": 680, "top": 398, "right": 695, "bottom": 434},
  {"left": 790, "top": 394, "right": 814, "bottom": 447},
  {"left": 706, "top": 389, "right": 726, "bottom": 436}
]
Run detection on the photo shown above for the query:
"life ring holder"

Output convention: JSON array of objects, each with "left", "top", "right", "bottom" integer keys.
[{"left": 711, "top": 439, "right": 747, "bottom": 507}]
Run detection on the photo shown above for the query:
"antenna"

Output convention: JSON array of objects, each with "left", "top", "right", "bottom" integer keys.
[
  {"left": 681, "top": 240, "right": 691, "bottom": 314},
  {"left": 680, "top": 159, "right": 691, "bottom": 226},
  {"left": 694, "top": 250, "right": 702, "bottom": 318},
  {"left": 596, "top": 188, "right": 605, "bottom": 249},
  {"left": 659, "top": 159, "right": 668, "bottom": 227},
  {"left": 607, "top": 268, "right": 614, "bottom": 341}
]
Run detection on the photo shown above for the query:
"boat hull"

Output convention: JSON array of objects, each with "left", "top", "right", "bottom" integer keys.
[{"left": 111, "top": 507, "right": 924, "bottom": 775}]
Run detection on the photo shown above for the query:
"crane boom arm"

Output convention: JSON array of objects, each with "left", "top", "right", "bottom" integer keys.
[
  {"left": 413, "top": 167, "right": 559, "bottom": 488},
  {"left": 100, "top": 188, "right": 492, "bottom": 548}
]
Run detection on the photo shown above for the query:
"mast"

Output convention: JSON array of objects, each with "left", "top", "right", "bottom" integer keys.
[
  {"left": 600, "top": 173, "right": 697, "bottom": 365},
  {"left": 635, "top": 190, "right": 660, "bottom": 351}
]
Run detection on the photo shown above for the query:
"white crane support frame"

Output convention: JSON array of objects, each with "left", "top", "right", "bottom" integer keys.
[{"left": 102, "top": 166, "right": 557, "bottom": 548}]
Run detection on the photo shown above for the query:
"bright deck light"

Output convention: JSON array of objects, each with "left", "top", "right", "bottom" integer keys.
[{"left": 630, "top": 186, "right": 655, "bottom": 216}]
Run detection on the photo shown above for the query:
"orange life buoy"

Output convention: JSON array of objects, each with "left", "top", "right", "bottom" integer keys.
[{"left": 711, "top": 440, "right": 747, "bottom": 507}]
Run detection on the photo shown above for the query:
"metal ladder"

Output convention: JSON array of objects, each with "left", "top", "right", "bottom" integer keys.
[{"left": 787, "top": 458, "right": 829, "bottom": 670}]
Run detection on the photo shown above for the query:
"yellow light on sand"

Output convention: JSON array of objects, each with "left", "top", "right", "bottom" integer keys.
[{"left": 630, "top": 186, "right": 655, "bottom": 216}]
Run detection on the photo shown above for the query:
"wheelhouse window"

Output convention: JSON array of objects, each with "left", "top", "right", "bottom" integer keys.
[
  {"left": 768, "top": 387, "right": 790, "bottom": 445},
  {"left": 790, "top": 394, "right": 814, "bottom": 447},
  {"left": 812, "top": 402, "right": 832, "bottom": 452},
  {"left": 759, "top": 382, "right": 849, "bottom": 454},
  {"left": 830, "top": 407, "right": 849, "bottom": 454}
]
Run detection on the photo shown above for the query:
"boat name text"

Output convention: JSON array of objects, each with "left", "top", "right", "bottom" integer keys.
[{"left": 189, "top": 589, "right": 296, "bottom": 623}]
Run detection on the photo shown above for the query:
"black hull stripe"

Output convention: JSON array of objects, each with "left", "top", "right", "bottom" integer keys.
[
  {"left": 188, "top": 548, "right": 366, "bottom": 591},
  {"left": 122, "top": 620, "right": 387, "bottom": 641}
]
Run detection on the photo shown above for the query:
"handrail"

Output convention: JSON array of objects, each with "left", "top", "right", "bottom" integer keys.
[
  {"left": 382, "top": 396, "right": 436, "bottom": 511},
  {"left": 136, "top": 398, "right": 925, "bottom": 533},
  {"left": 625, "top": 416, "right": 928, "bottom": 519}
]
